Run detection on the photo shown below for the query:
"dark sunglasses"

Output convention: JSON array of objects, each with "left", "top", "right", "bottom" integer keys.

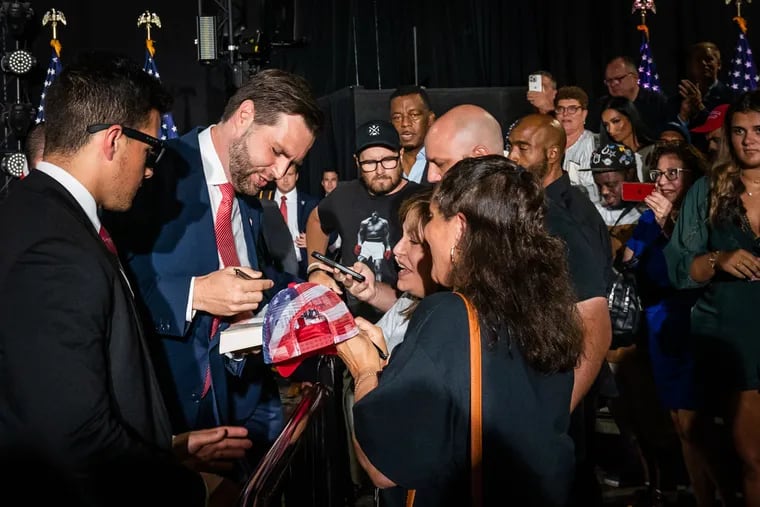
[{"left": 86, "top": 123, "right": 165, "bottom": 168}]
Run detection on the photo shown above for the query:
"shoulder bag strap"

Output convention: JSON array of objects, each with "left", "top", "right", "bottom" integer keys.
[
  {"left": 457, "top": 292, "right": 483, "bottom": 507},
  {"left": 405, "top": 293, "right": 482, "bottom": 507},
  {"left": 612, "top": 204, "right": 635, "bottom": 228}
]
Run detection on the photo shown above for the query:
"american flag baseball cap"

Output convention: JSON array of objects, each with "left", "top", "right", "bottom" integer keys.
[{"left": 262, "top": 282, "right": 360, "bottom": 377}]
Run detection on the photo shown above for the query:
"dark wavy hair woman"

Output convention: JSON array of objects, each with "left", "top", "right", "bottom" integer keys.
[
  {"left": 336, "top": 155, "right": 583, "bottom": 506},
  {"left": 665, "top": 89, "right": 760, "bottom": 505}
]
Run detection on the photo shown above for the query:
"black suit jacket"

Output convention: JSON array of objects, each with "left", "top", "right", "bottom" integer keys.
[{"left": 0, "top": 170, "right": 204, "bottom": 506}]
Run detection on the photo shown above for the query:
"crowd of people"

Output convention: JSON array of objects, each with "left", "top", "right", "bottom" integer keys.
[{"left": 1, "top": 38, "right": 759, "bottom": 507}]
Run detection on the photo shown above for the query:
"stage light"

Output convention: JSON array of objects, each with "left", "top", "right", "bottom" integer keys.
[
  {"left": 1, "top": 49, "right": 36, "bottom": 75},
  {"left": 196, "top": 16, "right": 217, "bottom": 63},
  {"left": 1, "top": 152, "right": 27, "bottom": 178}
]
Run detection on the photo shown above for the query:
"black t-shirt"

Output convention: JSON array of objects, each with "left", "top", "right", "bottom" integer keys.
[
  {"left": 318, "top": 179, "right": 422, "bottom": 321},
  {"left": 546, "top": 173, "right": 613, "bottom": 290},
  {"left": 545, "top": 198, "right": 608, "bottom": 302},
  {"left": 354, "top": 292, "right": 575, "bottom": 507}
]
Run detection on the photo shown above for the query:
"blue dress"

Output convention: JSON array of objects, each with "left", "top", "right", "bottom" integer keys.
[{"left": 626, "top": 210, "right": 702, "bottom": 410}]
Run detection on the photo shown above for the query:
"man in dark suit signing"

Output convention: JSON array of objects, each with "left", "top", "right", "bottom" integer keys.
[
  {"left": 105, "top": 68, "right": 323, "bottom": 470},
  {"left": 0, "top": 53, "right": 252, "bottom": 506}
]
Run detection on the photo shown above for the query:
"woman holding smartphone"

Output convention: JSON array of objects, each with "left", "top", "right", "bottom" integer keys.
[
  {"left": 620, "top": 142, "right": 730, "bottom": 505},
  {"left": 331, "top": 188, "right": 438, "bottom": 356}
]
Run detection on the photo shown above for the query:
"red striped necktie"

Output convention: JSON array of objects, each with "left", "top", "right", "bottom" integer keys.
[
  {"left": 280, "top": 195, "right": 288, "bottom": 221},
  {"left": 202, "top": 182, "right": 242, "bottom": 398}
]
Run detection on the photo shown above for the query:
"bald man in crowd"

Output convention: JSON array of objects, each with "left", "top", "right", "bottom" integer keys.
[
  {"left": 507, "top": 113, "right": 611, "bottom": 277},
  {"left": 425, "top": 105, "right": 504, "bottom": 183},
  {"left": 425, "top": 105, "right": 611, "bottom": 411}
]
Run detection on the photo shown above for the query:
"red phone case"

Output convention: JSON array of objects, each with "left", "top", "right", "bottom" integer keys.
[{"left": 621, "top": 183, "right": 656, "bottom": 202}]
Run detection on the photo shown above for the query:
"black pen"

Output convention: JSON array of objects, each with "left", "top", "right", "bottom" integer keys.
[
  {"left": 373, "top": 341, "right": 388, "bottom": 361},
  {"left": 234, "top": 268, "right": 255, "bottom": 280}
]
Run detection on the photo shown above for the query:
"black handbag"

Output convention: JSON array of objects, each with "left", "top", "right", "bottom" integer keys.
[
  {"left": 608, "top": 256, "right": 642, "bottom": 349},
  {"left": 607, "top": 205, "right": 643, "bottom": 349}
]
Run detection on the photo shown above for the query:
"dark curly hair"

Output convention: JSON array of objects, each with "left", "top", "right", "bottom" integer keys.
[
  {"left": 433, "top": 155, "right": 583, "bottom": 373},
  {"left": 710, "top": 89, "right": 760, "bottom": 226}
]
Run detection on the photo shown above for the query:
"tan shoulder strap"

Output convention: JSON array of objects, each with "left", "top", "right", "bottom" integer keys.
[{"left": 458, "top": 292, "right": 483, "bottom": 507}]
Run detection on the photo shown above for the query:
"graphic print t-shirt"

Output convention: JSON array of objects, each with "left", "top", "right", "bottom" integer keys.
[{"left": 318, "top": 179, "right": 422, "bottom": 321}]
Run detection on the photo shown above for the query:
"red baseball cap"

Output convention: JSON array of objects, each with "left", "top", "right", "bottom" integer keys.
[
  {"left": 690, "top": 104, "right": 729, "bottom": 134},
  {"left": 262, "top": 282, "right": 359, "bottom": 378}
]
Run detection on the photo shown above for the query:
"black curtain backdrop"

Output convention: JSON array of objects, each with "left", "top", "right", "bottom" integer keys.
[{"left": 9, "top": 0, "right": 760, "bottom": 192}]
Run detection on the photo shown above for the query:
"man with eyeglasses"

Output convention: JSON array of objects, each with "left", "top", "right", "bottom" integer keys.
[
  {"left": 104, "top": 68, "right": 324, "bottom": 477},
  {"left": 0, "top": 53, "right": 255, "bottom": 506},
  {"left": 389, "top": 85, "right": 436, "bottom": 184},
  {"left": 306, "top": 119, "right": 421, "bottom": 322},
  {"left": 591, "top": 56, "right": 669, "bottom": 136}
]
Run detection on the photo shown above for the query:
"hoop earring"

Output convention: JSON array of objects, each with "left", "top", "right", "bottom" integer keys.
[{"left": 450, "top": 246, "right": 455, "bottom": 264}]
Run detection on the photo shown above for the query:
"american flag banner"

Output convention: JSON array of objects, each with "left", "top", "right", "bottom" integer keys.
[
  {"left": 35, "top": 41, "right": 62, "bottom": 124},
  {"left": 638, "top": 36, "right": 661, "bottom": 92},
  {"left": 632, "top": 1, "right": 660, "bottom": 91},
  {"left": 729, "top": 17, "right": 759, "bottom": 93},
  {"left": 143, "top": 43, "right": 179, "bottom": 140}
]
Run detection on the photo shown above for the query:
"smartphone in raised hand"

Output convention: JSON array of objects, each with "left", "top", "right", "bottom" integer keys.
[
  {"left": 311, "top": 251, "right": 366, "bottom": 282},
  {"left": 528, "top": 73, "right": 543, "bottom": 92},
  {"left": 621, "top": 182, "right": 656, "bottom": 202}
]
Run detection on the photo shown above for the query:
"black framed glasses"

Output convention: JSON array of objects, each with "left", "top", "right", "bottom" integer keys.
[
  {"left": 649, "top": 167, "right": 691, "bottom": 182},
  {"left": 603, "top": 72, "right": 635, "bottom": 86},
  {"left": 86, "top": 123, "right": 165, "bottom": 168},
  {"left": 555, "top": 105, "right": 583, "bottom": 116},
  {"left": 358, "top": 155, "right": 399, "bottom": 172}
]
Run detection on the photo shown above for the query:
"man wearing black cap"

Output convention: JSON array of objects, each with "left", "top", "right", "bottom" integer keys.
[
  {"left": 306, "top": 120, "right": 421, "bottom": 322},
  {"left": 590, "top": 143, "right": 643, "bottom": 259}
]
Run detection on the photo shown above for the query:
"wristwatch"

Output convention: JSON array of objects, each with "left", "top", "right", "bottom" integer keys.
[{"left": 708, "top": 251, "right": 721, "bottom": 271}]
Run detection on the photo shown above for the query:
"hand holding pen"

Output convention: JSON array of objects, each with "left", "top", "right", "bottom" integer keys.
[
  {"left": 233, "top": 268, "right": 256, "bottom": 280},
  {"left": 192, "top": 266, "right": 274, "bottom": 317}
]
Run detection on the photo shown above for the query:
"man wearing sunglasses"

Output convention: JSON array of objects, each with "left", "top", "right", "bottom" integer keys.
[
  {"left": 0, "top": 53, "right": 254, "bottom": 506},
  {"left": 104, "top": 69, "right": 323, "bottom": 474}
]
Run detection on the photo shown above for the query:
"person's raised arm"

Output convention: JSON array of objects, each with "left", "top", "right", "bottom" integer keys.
[{"left": 305, "top": 207, "right": 340, "bottom": 292}]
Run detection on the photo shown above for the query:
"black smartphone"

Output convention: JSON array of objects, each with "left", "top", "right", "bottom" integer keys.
[{"left": 311, "top": 251, "right": 366, "bottom": 282}]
